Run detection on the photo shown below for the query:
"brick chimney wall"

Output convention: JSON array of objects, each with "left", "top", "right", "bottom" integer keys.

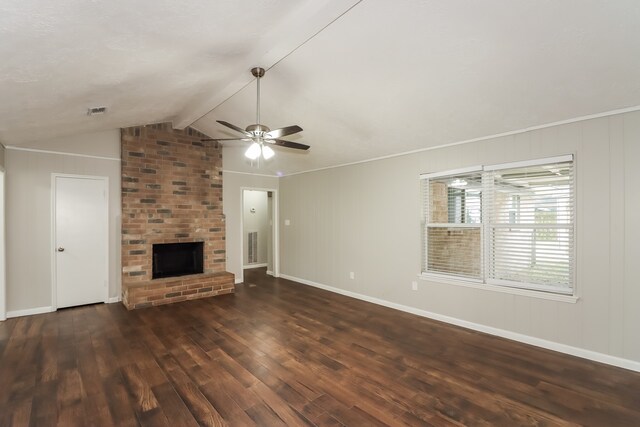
[{"left": 121, "top": 123, "right": 233, "bottom": 307}]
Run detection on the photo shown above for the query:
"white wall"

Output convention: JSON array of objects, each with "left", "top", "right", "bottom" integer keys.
[
  {"left": 16, "top": 129, "right": 121, "bottom": 158},
  {"left": 223, "top": 171, "right": 279, "bottom": 282},
  {"left": 5, "top": 129, "right": 121, "bottom": 314},
  {"left": 279, "top": 110, "right": 640, "bottom": 367},
  {"left": 242, "top": 190, "right": 269, "bottom": 266}
]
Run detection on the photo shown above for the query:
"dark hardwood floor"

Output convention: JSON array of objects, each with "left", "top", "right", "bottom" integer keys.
[{"left": 1, "top": 268, "right": 639, "bottom": 426}]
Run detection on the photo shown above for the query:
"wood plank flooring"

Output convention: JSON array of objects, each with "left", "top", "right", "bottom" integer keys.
[{"left": 1, "top": 268, "right": 639, "bottom": 426}]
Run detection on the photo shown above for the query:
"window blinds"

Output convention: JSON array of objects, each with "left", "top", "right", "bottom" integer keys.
[
  {"left": 421, "top": 155, "right": 575, "bottom": 295},
  {"left": 422, "top": 170, "right": 483, "bottom": 280},
  {"left": 484, "top": 158, "right": 574, "bottom": 293}
]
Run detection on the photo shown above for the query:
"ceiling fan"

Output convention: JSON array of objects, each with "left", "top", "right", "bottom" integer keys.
[{"left": 202, "top": 67, "right": 309, "bottom": 160}]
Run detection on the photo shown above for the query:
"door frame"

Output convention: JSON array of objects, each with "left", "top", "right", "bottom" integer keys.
[
  {"left": 0, "top": 167, "right": 5, "bottom": 321},
  {"left": 51, "top": 173, "right": 110, "bottom": 310},
  {"left": 240, "top": 187, "right": 279, "bottom": 283}
]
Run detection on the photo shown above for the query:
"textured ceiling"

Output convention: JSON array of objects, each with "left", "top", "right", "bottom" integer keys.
[
  {"left": 195, "top": 0, "right": 640, "bottom": 175},
  {"left": 2, "top": 1, "right": 640, "bottom": 176},
  {"left": 0, "top": 0, "right": 352, "bottom": 144}
]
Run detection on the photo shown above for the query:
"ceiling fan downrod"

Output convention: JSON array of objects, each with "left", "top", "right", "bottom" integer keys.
[{"left": 251, "top": 67, "right": 265, "bottom": 126}]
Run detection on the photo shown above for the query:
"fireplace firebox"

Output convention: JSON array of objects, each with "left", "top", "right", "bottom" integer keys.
[{"left": 152, "top": 242, "right": 204, "bottom": 279}]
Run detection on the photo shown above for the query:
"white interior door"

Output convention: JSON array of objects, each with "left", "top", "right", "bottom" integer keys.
[{"left": 54, "top": 175, "right": 108, "bottom": 309}]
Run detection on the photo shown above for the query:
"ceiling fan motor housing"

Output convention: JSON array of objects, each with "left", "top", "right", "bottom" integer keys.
[{"left": 246, "top": 123, "right": 270, "bottom": 137}]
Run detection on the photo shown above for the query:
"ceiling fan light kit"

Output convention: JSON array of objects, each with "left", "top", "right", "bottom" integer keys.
[
  {"left": 262, "top": 145, "right": 275, "bottom": 159},
  {"left": 201, "top": 67, "right": 310, "bottom": 160},
  {"left": 245, "top": 141, "right": 275, "bottom": 160},
  {"left": 245, "top": 142, "right": 262, "bottom": 160}
]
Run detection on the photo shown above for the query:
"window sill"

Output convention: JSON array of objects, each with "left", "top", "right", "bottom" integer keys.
[{"left": 418, "top": 273, "right": 579, "bottom": 303}]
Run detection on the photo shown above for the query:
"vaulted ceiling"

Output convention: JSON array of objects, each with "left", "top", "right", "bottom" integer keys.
[{"left": 2, "top": 0, "right": 640, "bottom": 175}]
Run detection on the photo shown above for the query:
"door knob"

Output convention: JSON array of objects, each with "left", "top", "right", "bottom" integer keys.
[{"left": 57, "top": 247, "right": 65, "bottom": 252}]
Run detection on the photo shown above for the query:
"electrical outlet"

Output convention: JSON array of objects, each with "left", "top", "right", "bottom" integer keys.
[
  {"left": 349, "top": 272, "right": 355, "bottom": 280},
  {"left": 284, "top": 219, "right": 291, "bottom": 226},
  {"left": 411, "top": 281, "right": 418, "bottom": 291}
]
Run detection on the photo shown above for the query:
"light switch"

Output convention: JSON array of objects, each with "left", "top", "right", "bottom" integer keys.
[{"left": 285, "top": 219, "right": 291, "bottom": 226}]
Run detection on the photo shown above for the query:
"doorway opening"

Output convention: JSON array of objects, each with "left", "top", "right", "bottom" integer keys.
[{"left": 240, "top": 188, "right": 278, "bottom": 283}]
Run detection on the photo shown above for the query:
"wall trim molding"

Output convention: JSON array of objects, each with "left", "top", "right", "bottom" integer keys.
[
  {"left": 107, "top": 296, "right": 121, "bottom": 303},
  {"left": 222, "top": 170, "right": 278, "bottom": 178},
  {"left": 6, "top": 145, "right": 121, "bottom": 162},
  {"left": 235, "top": 278, "right": 243, "bottom": 284},
  {"left": 7, "top": 306, "right": 54, "bottom": 318},
  {"left": 280, "top": 274, "right": 640, "bottom": 373},
  {"left": 273, "top": 105, "right": 640, "bottom": 177}
]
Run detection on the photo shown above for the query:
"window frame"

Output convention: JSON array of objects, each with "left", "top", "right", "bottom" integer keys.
[{"left": 420, "top": 155, "right": 577, "bottom": 301}]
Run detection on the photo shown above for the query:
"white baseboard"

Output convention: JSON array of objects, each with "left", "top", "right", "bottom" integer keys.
[
  {"left": 243, "top": 263, "right": 268, "bottom": 269},
  {"left": 7, "top": 298, "right": 121, "bottom": 316},
  {"left": 7, "top": 306, "right": 54, "bottom": 318},
  {"left": 266, "top": 270, "right": 273, "bottom": 275},
  {"left": 235, "top": 278, "right": 243, "bottom": 284},
  {"left": 280, "top": 274, "right": 640, "bottom": 373}
]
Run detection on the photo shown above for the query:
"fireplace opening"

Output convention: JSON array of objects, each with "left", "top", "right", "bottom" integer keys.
[{"left": 152, "top": 242, "right": 204, "bottom": 279}]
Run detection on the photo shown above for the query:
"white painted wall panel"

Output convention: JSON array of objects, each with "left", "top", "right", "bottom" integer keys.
[
  {"left": 279, "top": 110, "right": 640, "bottom": 364},
  {"left": 608, "top": 114, "right": 625, "bottom": 356},
  {"left": 579, "top": 119, "right": 611, "bottom": 354},
  {"left": 623, "top": 113, "right": 640, "bottom": 360},
  {"left": 5, "top": 130, "right": 121, "bottom": 312},
  {"left": 14, "top": 129, "right": 121, "bottom": 158}
]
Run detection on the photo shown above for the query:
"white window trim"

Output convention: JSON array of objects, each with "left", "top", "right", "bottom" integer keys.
[
  {"left": 483, "top": 154, "right": 573, "bottom": 171},
  {"left": 420, "top": 154, "right": 577, "bottom": 303},
  {"left": 418, "top": 272, "right": 579, "bottom": 303},
  {"left": 486, "top": 278, "right": 573, "bottom": 295},
  {"left": 420, "top": 165, "right": 483, "bottom": 180}
]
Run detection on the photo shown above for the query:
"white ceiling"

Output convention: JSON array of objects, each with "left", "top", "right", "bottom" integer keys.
[
  {"left": 0, "top": 0, "right": 355, "bottom": 145},
  {"left": 2, "top": 1, "right": 640, "bottom": 175}
]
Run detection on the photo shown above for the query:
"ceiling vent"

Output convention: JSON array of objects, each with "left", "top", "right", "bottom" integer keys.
[{"left": 87, "top": 106, "right": 108, "bottom": 116}]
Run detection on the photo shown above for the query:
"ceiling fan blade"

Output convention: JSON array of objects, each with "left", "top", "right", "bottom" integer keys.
[
  {"left": 217, "top": 120, "right": 251, "bottom": 136},
  {"left": 267, "top": 139, "right": 310, "bottom": 150},
  {"left": 265, "top": 125, "right": 303, "bottom": 139},
  {"left": 201, "top": 138, "right": 252, "bottom": 142}
]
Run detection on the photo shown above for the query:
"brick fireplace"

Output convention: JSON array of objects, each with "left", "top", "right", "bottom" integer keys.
[{"left": 121, "top": 123, "right": 234, "bottom": 309}]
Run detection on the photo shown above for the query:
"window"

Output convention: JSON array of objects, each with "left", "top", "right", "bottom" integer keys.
[
  {"left": 421, "top": 155, "right": 575, "bottom": 295},
  {"left": 422, "top": 168, "right": 483, "bottom": 281}
]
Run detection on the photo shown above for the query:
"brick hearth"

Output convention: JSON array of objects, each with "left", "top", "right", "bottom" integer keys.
[
  {"left": 122, "top": 272, "right": 234, "bottom": 309},
  {"left": 121, "top": 123, "right": 234, "bottom": 309}
]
